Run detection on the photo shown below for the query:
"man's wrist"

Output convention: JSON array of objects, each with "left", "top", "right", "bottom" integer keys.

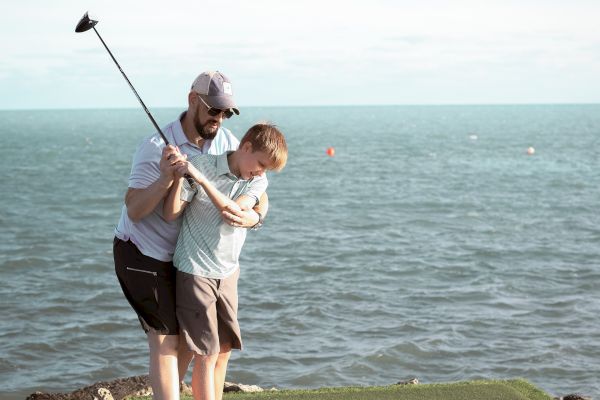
[
  {"left": 251, "top": 211, "right": 264, "bottom": 230},
  {"left": 157, "top": 175, "right": 174, "bottom": 190}
]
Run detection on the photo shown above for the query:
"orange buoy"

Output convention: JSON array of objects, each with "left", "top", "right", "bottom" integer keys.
[{"left": 326, "top": 147, "right": 335, "bottom": 157}]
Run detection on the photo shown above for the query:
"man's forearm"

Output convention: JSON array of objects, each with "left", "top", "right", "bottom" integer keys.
[
  {"left": 125, "top": 177, "right": 173, "bottom": 222},
  {"left": 254, "top": 192, "right": 269, "bottom": 218}
]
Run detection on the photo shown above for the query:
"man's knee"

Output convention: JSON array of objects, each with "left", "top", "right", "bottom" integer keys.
[{"left": 148, "top": 333, "right": 179, "bottom": 356}]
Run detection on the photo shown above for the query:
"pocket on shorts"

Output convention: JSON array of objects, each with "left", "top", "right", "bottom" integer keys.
[{"left": 125, "top": 266, "right": 159, "bottom": 313}]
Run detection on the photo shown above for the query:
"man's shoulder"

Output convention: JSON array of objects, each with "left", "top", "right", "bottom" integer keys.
[
  {"left": 219, "top": 126, "right": 237, "bottom": 139},
  {"left": 139, "top": 132, "right": 167, "bottom": 150},
  {"left": 132, "top": 132, "right": 166, "bottom": 162},
  {"left": 210, "top": 127, "right": 239, "bottom": 153},
  {"left": 137, "top": 117, "right": 179, "bottom": 151}
]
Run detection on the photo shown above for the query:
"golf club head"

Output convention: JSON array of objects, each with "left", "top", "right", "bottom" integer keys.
[{"left": 75, "top": 11, "right": 98, "bottom": 33}]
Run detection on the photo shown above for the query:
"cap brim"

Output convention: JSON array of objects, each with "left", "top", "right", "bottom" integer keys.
[{"left": 205, "top": 95, "right": 239, "bottom": 115}]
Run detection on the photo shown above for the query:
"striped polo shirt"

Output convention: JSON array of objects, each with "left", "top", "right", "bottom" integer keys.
[
  {"left": 173, "top": 152, "right": 268, "bottom": 278},
  {"left": 114, "top": 113, "right": 239, "bottom": 262}
]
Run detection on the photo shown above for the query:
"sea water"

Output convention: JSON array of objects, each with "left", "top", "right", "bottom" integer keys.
[{"left": 1, "top": 105, "right": 599, "bottom": 399}]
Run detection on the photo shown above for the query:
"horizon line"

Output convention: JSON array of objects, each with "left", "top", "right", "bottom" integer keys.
[{"left": 1, "top": 101, "right": 599, "bottom": 112}]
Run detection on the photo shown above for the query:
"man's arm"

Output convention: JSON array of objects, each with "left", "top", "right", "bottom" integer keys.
[{"left": 125, "top": 145, "right": 184, "bottom": 223}]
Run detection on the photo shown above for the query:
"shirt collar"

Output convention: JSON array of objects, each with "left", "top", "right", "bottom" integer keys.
[
  {"left": 216, "top": 151, "right": 235, "bottom": 177},
  {"left": 171, "top": 112, "right": 189, "bottom": 147}
]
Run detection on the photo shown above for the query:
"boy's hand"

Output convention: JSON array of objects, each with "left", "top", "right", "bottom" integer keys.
[{"left": 175, "top": 161, "right": 205, "bottom": 184}]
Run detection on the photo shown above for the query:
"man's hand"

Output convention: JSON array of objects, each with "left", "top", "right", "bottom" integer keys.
[
  {"left": 222, "top": 206, "right": 259, "bottom": 228},
  {"left": 159, "top": 145, "right": 186, "bottom": 186},
  {"left": 126, "top": 146, "right": 186, "bottom": 223}
]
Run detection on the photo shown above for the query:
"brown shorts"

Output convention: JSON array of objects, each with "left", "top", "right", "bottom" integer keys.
[
  {"left": 176, "top": 269, "right": 242, "bottom": 355},
  {"left": 113, "top": 237, "right": 178, "bottom": 335}
]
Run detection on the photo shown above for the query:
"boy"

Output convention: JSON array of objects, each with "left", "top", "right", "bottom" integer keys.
[{"left": 163, "top": 123, "right": 287, "bottom": 400}]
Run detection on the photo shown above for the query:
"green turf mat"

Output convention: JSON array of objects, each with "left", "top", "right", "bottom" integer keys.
[{"left": 157, "top": 379, "right": 551, "bottom": 400}]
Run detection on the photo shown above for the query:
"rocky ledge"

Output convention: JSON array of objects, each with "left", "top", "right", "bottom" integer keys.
[{"left": 26, "top": 375, "right": 270, "bottom": 400}]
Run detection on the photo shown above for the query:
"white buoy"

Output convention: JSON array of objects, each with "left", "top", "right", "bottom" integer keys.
[{"left": 527, "top": 146, "right": 535, "bottom": 155}]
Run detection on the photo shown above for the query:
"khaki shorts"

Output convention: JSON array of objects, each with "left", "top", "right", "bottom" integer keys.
[{"left": 176, "top": 269, "right": 242, "bottom": 355}]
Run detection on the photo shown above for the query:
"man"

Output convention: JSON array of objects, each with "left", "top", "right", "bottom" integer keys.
[{"left": 113, "top": 71, "right": 267, "bottom": 400}]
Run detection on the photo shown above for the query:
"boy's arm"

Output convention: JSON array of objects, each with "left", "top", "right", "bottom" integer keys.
[
  {"left": 162, "top": 177, "right": 189, "bottom": 222},
  {"left": 230, "top": 175, "right": 268, "bottom": 225},
  {"left": 221, "top": 192, "right": 267, "bottom": 228},
  {"left": 235, "top": 194, "right": 260, "bottom": 211},
  {"left": 182, "top": 162, "right": 242, "bottom": 213}
]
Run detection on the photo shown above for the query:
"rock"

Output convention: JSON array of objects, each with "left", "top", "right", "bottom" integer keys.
[
  {"left": 223, "top": 382, "right": 265, "bottom": 393},
  {"left": 396, "top": 378, "right": 419, "bottom": 385},
  {"left": 95, "top": 388, "right": 114, "bottom": 400},
  {"left": 180, "top": 381, "right": 193, "bottom": 397},
  {"left": 554, "top": 395, "right": 593, "bottom": 400},
  {"left": 28, "top": 376, "right": 267, "bottom": 399},
  {"left": 26, "top": 375, "right": 152, "bottom": 400}
]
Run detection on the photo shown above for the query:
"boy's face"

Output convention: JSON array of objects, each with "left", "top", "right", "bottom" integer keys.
[{"left": 238, "top": 142, "right": 272, "bottom": 180}]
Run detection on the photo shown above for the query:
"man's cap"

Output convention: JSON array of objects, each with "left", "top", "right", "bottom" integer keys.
[{"left": 191, "top": 71, "right": 239, "bottom": 115}]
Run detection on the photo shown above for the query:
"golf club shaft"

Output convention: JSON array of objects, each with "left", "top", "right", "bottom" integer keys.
[
  {"left": 92, "top": 27, "right": 169, "bottom": 145},
  {"left": 91, "top": 26, "right": 196, "bottom": 187}
]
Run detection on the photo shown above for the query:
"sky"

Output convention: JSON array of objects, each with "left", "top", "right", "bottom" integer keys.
[{"left": 1, "top": 0, "right": 599, "bottom": 109}]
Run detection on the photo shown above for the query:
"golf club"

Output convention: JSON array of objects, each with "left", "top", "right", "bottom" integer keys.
[
  {"left": 75, "top": 11, "right": 169, "bottom": 145},
  {"left": 75, "top": 11, "right": 194, "bottom": 186}
]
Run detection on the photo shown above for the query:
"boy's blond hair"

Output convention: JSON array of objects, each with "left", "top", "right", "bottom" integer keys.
[{"left": 240, "top": 123, "right": 288, "bottom": 171}]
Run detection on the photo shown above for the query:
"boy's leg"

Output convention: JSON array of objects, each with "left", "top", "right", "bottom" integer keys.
[
  {"left": 213, "top": 344, "right": 232, "bottom": 400},
  {"left": 176, "top": 269, "right": 242, "bottom": 400},
  {"left": 212, "top": 268, "right": 241, "bottom": 400},
  {"left": 148, "top": 333, "right": 180, "bottom": 400},
  {"left": 192, "top": 353, "right": 219, "bottom": 400}
]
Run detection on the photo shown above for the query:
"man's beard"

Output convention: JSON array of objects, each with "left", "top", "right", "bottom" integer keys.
[{"left": 194, "top": 117, "right": 219, "bottom": 140}]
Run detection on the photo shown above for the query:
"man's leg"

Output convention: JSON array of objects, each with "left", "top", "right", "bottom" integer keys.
[
  {"left": 213, "top": 344, "right": 232, "bottom": 400},
  {"left": 148, "top": 333, "right": 180, "bottom": 400},
  {"left": 177, "top": 338, "right": 194, "bottom": 386},
  {"left": 192, "top": 353, "right": 219, "bottom": 400}
]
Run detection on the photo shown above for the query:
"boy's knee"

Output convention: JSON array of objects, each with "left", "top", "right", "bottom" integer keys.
[
  {"left": 220, "top": 342, "right": 233, "bottom": 353},
  {"left": 194, "top": 353, "right": 219, "bottom": 366}
]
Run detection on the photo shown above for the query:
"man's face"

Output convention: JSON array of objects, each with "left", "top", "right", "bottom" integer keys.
[
  {"left": 238, "top": 142, "right": 272, "bottom": 180},
  {"left": 193, "top": 101, "right": 222, "bottom": 140}
]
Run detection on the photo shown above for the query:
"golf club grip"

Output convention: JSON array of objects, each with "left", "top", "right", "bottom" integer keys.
[{"left": 184, "top": 174, "right": 196, "bottom": 188}]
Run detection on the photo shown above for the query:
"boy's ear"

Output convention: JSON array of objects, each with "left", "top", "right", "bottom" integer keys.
[{"left": 241, "top": 141, "right": 253, "bottom": 153}]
